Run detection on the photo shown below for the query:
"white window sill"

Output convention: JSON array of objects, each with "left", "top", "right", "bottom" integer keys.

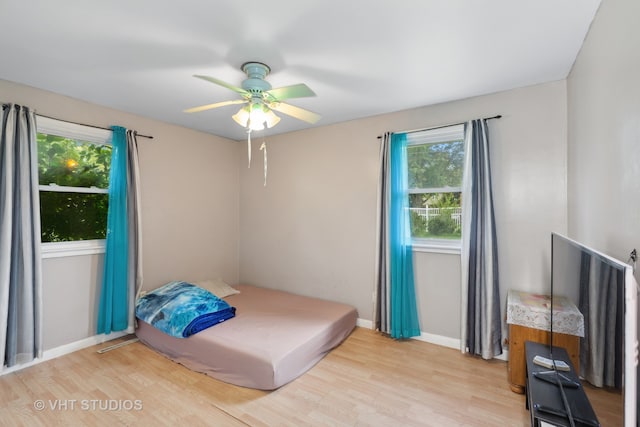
[
  {"left": 41, "top": 239, "right": 106, "bottom": 258},
  {"left": 412, "top": 239, "right": 461, "bottom": 255}
]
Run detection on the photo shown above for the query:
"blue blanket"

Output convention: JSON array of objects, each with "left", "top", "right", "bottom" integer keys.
[{"left": 135, "top": 281, "right": 236, "bottom": 338}]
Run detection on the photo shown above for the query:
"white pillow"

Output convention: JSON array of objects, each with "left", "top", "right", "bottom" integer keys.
[{"left": 194, "top": 278, "right": 240, "bottom": 298}]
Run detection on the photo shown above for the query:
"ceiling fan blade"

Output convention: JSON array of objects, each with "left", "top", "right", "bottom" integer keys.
[
  {"left": 270, "top": 102, "right": 321, "bottom": 124},
  {"left": 193, "top": 75, "right": 249, "bottom": 96},
  {"left": 184, "top": 99, "right": 247, "bottom": 113},
  {"left": 266, "top": 83, "right": 316, "bottom": 101}
]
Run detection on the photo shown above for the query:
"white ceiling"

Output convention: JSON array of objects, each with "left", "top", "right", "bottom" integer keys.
[{"left": 0, "top": 0, "right": 601, "bottom": 141}]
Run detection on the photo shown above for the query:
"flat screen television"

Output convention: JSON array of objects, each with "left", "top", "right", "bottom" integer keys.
[{"left": 551, "top": 232, "right": 637, "bottom": 426}]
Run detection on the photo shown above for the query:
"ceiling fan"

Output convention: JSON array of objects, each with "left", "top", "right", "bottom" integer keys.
[
  {"left": 185, "top": 62, "right": 321, "bottom": 186},
  {"left": 184, "top": 61, "right": 321, "bottom": 131}
]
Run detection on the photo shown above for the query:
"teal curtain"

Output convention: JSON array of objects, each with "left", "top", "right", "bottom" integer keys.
[
  {"left": 388, "top": 133, "right": 420, "bottom": 339},
  {"left": 97, "top": 126, "right": 129, "bottom": 334}
]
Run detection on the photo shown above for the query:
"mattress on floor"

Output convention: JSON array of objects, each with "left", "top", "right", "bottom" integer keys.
[{"left": 136, "top": 284, "right": 357, "bottom": 390}]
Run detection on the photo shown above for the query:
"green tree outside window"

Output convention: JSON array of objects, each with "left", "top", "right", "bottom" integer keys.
[
  {"left": 407, "top": 135, "right": 464, "bottom": 240},
  {"left": 38, "top": 133, "right": 111, "bottom": 242}
]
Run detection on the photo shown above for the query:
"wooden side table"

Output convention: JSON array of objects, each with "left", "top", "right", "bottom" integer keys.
[{"left": 506, "top": 290, "right": 584, "bottom": 394}]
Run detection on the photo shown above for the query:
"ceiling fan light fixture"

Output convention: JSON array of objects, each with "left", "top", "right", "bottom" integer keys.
[
  {"left": 233, "top": 102, "right": 280, "bottom": 131},
  {"left": 248, "top": 102, "right": 267, "bottom": 131},
  {"left": 264, "top": 108, "right": 280, "bottom": 129},
  {"left": 232, "top": 106, "right": 250, "bottom": 128}
]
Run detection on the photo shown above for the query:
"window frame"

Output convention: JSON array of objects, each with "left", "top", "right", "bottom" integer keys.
[
  {"left": 37, "top": 116, "right": 112, "bottom": 258},
  {"left": 406, "top": 124, "right": 465, "bottom": 253}
]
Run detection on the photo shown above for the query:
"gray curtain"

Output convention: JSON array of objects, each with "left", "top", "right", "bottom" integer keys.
[
  {"left": 0, "top": 104, "right": 43, "bottom": 368},
  {"left": 460, "top": 119, "right": 502, "bottom": 359},
  {"left": 373, "top": 133, "right": 391, "bottom": 333},
  {"left": 126, "top": 130, "right": 143, "bottom": 330}
]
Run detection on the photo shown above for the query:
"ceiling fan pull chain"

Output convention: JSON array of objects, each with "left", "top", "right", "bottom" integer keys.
[
  {"left": 260, "top": 141, "right": 268, "bottom": 187},
  {"left": 246, "top": 128, "right": 252, "bottom": 168}
]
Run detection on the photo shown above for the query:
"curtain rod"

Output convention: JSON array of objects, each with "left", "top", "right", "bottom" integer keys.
[
  {"left": 36, "top": 113, "right": 154, "bottom": 139},
  {"left": 376, "top": 114, "right": 501, "bottom": 139}
]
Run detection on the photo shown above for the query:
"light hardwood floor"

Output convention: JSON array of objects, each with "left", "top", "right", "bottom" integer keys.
[{"left": 0, "top": 328, "right": 621, "bottom": 426}]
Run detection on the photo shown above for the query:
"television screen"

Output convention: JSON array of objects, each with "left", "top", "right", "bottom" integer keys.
[{"left": 551, "top": 232, "right": 637, "bottom": 426}]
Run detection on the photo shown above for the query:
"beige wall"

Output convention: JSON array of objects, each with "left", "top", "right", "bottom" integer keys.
[
  {"left": 567, "top": 0, "right": 640, "bottom": 264},
  {"left": 2, "top": 72, "right": 572, "bottom": 350},
  {"left": 1, "top": 79, "right": 240, "bottom": 350},
  {"left": 41, "top": 254, "right": 104, "bottom": 349},
  {"left": 239, "top": 81, "right": 568, "bottom": 340},
  {"left": 566, "top": 0, "right": 639, "bottom": 418},
  {"left": 4, "top": 0, "right": 635, "bottom": 363}
]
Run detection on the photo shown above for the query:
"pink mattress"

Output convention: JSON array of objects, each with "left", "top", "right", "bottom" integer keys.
[{"left": 136, "top": 284, "right": 357, "bottom": 390}]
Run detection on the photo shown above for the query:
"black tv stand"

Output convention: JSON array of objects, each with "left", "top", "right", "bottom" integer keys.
[
  {"left": 525, "top": 341, "right": 600, "bottom": 426},
  {"left": 533, "top": 404, "right": 600, "bottom": 427}
]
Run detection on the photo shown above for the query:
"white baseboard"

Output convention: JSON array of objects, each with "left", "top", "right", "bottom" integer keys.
[
  {"left": 413, "top": 331, "right": 461, "bottom": 350},
  {"left": 495, "top": 349, "right": 509, "bottom": 361},
  {"left": 1, "top": 327, "right": 134, "bottom": 376},
  {"left": 357, "top": 318, "right": 460, "bottom": 349},
  {"left": 356, "top": 318, "right": 373, "bottom": 329},
  {"left": 356, "top": 318, "right": 508, "bottom": 361}
]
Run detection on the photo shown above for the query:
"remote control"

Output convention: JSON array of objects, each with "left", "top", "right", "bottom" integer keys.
[{"left": 533, "top": 355, "right": 571, "bottom": 371}]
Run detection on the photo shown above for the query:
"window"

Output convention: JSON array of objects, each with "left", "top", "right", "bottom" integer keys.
[
  {"left": 37, "top": 117, "right": 112, "bottom": 256},
  {"left": 406, "top": 124, "right": 464, "bottom": 247}
]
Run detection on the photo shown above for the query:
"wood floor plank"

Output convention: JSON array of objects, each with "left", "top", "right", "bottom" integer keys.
[{"left": 0, "top": 328, "right": 621, "bottom": 426}]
